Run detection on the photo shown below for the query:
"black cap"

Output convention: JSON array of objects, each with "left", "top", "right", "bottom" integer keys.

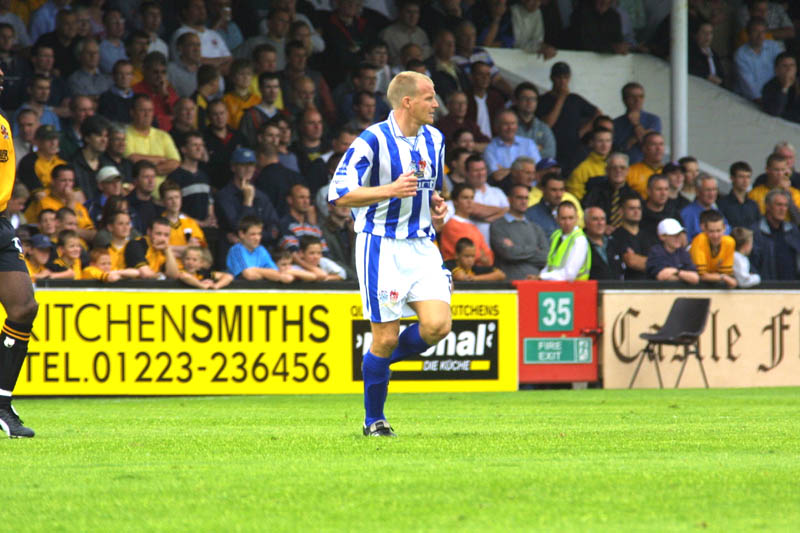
[
  {"left": 35, "top": 124, "right": 59, "bottom": 140},
  {"left": 550, "top": 62, "right": 571, "bottom": 77}
]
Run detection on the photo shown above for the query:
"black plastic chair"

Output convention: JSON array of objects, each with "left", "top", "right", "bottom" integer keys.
[{"left": 628, "top": 298, "right": 711, "bottom": 389}]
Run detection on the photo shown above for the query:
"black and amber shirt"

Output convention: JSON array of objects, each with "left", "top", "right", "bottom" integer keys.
[
  {"left": 124, "top": 236, "right": 166, "bottom": 272},
  {"left": 82, "top": 265, "right": 111, "bottom": 282},
  {"left": 45, "top": 256, "right": 82, "bottom": 279},
  {"left": 0, "top": 114, "right": 16, "bottom": 211}
]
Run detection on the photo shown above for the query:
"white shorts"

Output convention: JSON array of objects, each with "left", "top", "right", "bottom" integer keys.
[{"left": 355, "top": 233, "right": 452, "bottom": 323}]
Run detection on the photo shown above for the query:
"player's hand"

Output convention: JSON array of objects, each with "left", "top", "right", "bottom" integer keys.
[
  {"left": 430, "top": 192, "right": 448, "bottom": 221},
  {"left": 392, "top": 170, "right": 418, "bottom": 198}
]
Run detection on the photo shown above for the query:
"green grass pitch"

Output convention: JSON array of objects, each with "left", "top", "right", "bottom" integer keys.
[{"left": 4, "top": 388, "right": 799, "bottom": 532}]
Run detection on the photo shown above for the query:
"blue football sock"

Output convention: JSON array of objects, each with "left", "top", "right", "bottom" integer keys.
[
  {"left": 362, "top": 351, "right": 391, "bottom": 426},
  {"left": 389, "top": 324, "right": 432, "bottom": 365}
]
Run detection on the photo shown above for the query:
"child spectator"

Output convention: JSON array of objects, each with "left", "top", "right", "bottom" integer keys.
[
  {"left": 7, "top": 183, "right": 29, "bottom": 229},
  {"left": 226, "top": 216, "right": 293, "bottom": 282},
  {"left": 124, "top": 217, "right": 180, "bottom": 280},
  {"left": 179, "top": 246, "right": 233, "bottom": 289},
  {"left": 645, "top": 218, "right": 699, "bottom": 284},
  {"left": 45, "top": 229, "right": 83, "bottom": 280},
  {"left": 731, "top": 227, "right": 762, "bottom": 288},
  {"left": 274, "top": 249, "right": 320, "bottom": 282},
  {"left": 447, "top": 237, "right": 506, "bottom": 281},
  {"left": 159, "top": 179, "right": 207, "bottom": 257},
  {"left": 25, "top": 234, "right": 54, "bottom": 281},
  {"left": 37, "top": 209, "right": 58, "bottom": 246},
  {"left": 298, "top": 235, "right": 347, "bottom": 281},
  {"left": 690, "top": 209, "right": 737, "bottom": 288},
  {"left": 223, "top": 59, "right": 260, "bottom": 130},
  {"left": 82, "top": 248, "right": 141, "bottom": 283}
]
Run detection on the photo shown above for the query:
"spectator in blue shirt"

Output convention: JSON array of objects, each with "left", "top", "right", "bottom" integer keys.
[
  {"left": 612, "top": 82, "right": 662, "bottom": 165},
  {"left": 681, "top": 174, "right": 730, "bottom": 241},
  {"left": 718, "top": 161, "right": 761, "bottom": 229},
  {"left": 226, "top": 215, "right": 294, "bottom": 282},
  {"left": 734, "top": 16, "right": 783, "bottom": 101},
  {"left": 484, "top": 108, "right": 541, "bottom": 184},
  {"left": 646, "top": 218, "right": 699, "bottom": 283}
]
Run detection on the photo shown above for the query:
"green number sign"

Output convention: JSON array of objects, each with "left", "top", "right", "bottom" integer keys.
[{"left": 538, "top": 292, "right": 574, "bottom": 331}]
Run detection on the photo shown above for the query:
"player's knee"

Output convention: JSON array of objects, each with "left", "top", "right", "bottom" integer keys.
[
  {"left": 420, "top": 318, "right": 451, "bottom": 344},
  {"left": 8, "top": 299, "right": 38, "bottom": 324},
  {"left": 372, "top": 335, "right": 399, "bottom": 356}
]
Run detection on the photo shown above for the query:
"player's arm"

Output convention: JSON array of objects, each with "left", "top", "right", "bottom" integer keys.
[{"left": 333, "top": 170, "right": 419, "bottom": 207}]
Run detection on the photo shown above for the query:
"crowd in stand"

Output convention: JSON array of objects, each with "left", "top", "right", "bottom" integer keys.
[{"left": 0, "top": 0, "right": 798, "bottom": 289}]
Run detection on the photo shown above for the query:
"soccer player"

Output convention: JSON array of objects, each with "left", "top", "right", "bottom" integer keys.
[
  {"left": 0, "top": 65, "right": 40, "bottom": 438},
  {"left": 328, "top": 71, "right": 452, "bottom": 437}
]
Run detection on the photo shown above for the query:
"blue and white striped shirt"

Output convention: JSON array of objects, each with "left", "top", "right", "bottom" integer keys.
[{"left": 328, "top": 111, "right": 445, "bottom": 239}]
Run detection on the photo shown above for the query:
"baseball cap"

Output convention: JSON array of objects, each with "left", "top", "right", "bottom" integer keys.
[
  {"left": 31, "top": 234, "right": 53, "bottom": 249},
  {"left": 657, "top": 218, "right": 685, "bottom": 236},
  {"left": 231, "top": 146, "right": 256, "bottom": 164},
  {"left": 96, "top": 166, "right": 122, "bottom": 183},
  {"left": 35, "top": 125, "right": 60, "bottom": 140},
  {"left": 550, "top": 62, "right": 571, "bottom": 77},
  {"left": 536, "top": 158, "right": 560, "bottom": 172}
]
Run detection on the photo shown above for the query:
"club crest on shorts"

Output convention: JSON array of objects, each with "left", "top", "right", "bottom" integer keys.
[{"left": 378, "top": 289, "right": 400, "bottom": 307}]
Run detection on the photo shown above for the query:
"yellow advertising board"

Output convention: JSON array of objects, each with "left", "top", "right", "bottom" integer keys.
[
  {"left": 11, "top": 289, "right": 517, "bottom": 395},
  {"left": 601, "top": 290, "right": 800, "bottom": 388}
]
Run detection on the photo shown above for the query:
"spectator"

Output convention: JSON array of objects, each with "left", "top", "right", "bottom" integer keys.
[
  {"left": 58, "top": 94, "right": 95, "bottom": 161},
  {"left": 13, "top": 74, "right": 60, "bottom": 135},
  {"left": 495, "top": 155, "right": 537, "bottom": 195},
  {"left": 690, "top": 209, "right": 737, "bottom": 288},
  {"left": 98, "top": 207, "right": 134, "bottom": 269},
  {"left": 125, "top": 30, "right": 149, "bottom": 86},
  {"left": 216, "top": 147, "right": 280, "bottom": 252},
  {"left": 98, "top": 8, "right": 126, "bottom": 75},
  {"left": 297, "top": 235, "right": 347, "bottom": 281},
  {"left": 34, "top": 9, "right": 79, "bottom": 78},
  {"left": 85, "top": 166, "right": 123, "bottom": 226},
  {"left": 44, "top": 229, "right": 83, "bottom": 280},
  {"left": 734, "top": 17, "right": 782, "bottom": 101},
  {"left": 0, "top": 22, "right": 25, "bottom": 112},
  {"left": 226, "top": 215, "right": 292, "bottom": 282},
  {"left": 470, "top": 0, "right": 514, "bottom": 48},
  {"left": 452, "top": 19, "right": 513, "bottom": 98},
  {"left": 203, "top": 98, "right": 247, "bottom": 190},
  {"left": 159, "top": 179, "right": 207, "bottom": 257},
  {"left": 582, "top": 152, "right": 639, "bottom": 234},
  {"left": 21, "top": 43, "right": 70, "bottom": 117},
  {"left": 571, "top": 0, "right": 629, "bottom": 54},
  {"left": 168, "top": 32, "right": 205, "bottom": 99},
  {"left": 0, "top": 2, "right": 29, "bottom": 48},
  {"left": 238, "top": 7, "right": 290, "bottom": 70},
  {"left": 440, "top": 183, "right": 494, "bottom": 265},
  {"left": 126, "top": 160, "right": 160, "bottom": 234},
  {"left": 751, "top": 188, "right": 800, "bottom": 280},
  {"left": 170, "top": 0, "right": 233, "bottom": 75},
  {"left": 436, "top": 91, "right": 490, "bottom": 150},
  {"left": 207, "top": 0, "right": 243, "bottom": 54},
  {"left": 343, "top": 91, "right": 377, "bottom": 132},
  {"left": 124, "top": 94, "right": 181, "bottom": 179},
  {"left": 645, "top": 218, "right": 699, "bottom": 283},
  {"left": 525, "top": 171, "right": 564, "bottom": 238},
  {"left": 282, "top": 8, "right": 324, "bottom": 57},
  {"left": 140, "top": 2, "right": 169, "bottom": 58},
  {"left": 584, "top": 206, "right": 622, "bottom": 280},
  {"left": 420, "top": 0, "right": 465, "bottom": 37},
  {"left": 689, "top": 20, "right": 724, "bottom": 86},
  {"left": 626, "top": 132, "right": 665, "bottom": 198},
  {"left": 319, "top": 0, "right": 373, "bottom": 89},
  {"left": 98, "top": 59, "right": 135, "bottom": 123},
  {"left": 748, "top": 153, "right": 800, "bottom": 219},
  {"left": 719, "top": 161, "right": 761, "bottom": 229},
  {"left": 465, "top": 61, "right": 506, "bottom": 140},
  {"left": 192, "top": 64, "right": 223, "bottom": 125},
  {"left": 462, "top": 154, "right": 509, "bottom": 244},
  {"left": 761, "top": 51, "right": 800, "bottom": 122},
  {"left": 490, "top": 183, "right": 548, "bottom": 280},
  {"left": 678, "top": 155, "right": 700, "bottom": 203},
  {"left": 754, "top": 141, "right": 800, "bottom": 188},
  {"left": 484, "top": 109, "right": 541, "bottom": 185},
  {"left": 736, "top": 0, "right": 794, "bottom": 47},
  {"left": 639, "top": 173, "right": 679, "bottom": 250},
  {"left": 29, "top": 164, "right": 95, "bottom": 242},
  {"left": 102, "top": 123, "right": 134, "bottom": 183},
  {"left": 170, "top": 97, "right": 201, "bottom": 149},
  {"left": 70, "top": 114, "right": 109, "bottom": 202},
  {"left": 536, "top": 62, "right": 600, "bottom": 176},
  {"left": 319, "top": 200, "right": 356, "bottom": 281},
  {"left": 511, "top": 0, "right": 557, "bottom": 58},
  {"left": 612, "top": 82, "right": 662, "bottom": 165},
  {"left": 133, "top": 52, "right": 179, "bottom": 131},
  {"left": 12, "top": 109, "right": 38, "bottom": 164},
  {"left": 380, "top": 0, "right": 430, "bottom": 66},
  {"left": 334, "top": 62, "right": 390, "bottom": 127},
  {"left": 82, "top": 248, "right": 141, "bottom": 283},
  {"left": 30, "top": 0, "right": 70, "bottom": 42},
  {"left": 6, "top": 183, "right": 28, "bottom": 229},
  {"left": 25, "top": 233, "right": 54, "bottom": 281},
  {"left": 681, "top": 174, "right": 730, "bottom": 241},
  {"left": 280, "top": 39, "right": 336, "bottom": 127},
  {"left": 447, "top": 237, "right": 505, "bottom": 281},
  {"left": 17, "top": 125, "right": 65, "bottom": 197},
  {"left": 512, "top": 82, "right": 556, "bottom": 161},
  {"left": 124, "top": 216, "right": 180, "bottom": 279},
  {"left": 425, "top": 30, "right": 469, "bottom": 105},
  {"left": 290, "top": 109, "right": 329, "bottom": 195},
  {"left": 535, "top": 201, "right": 590, "bottom": 281},
  {"left": 731, "top": 226, "right": 761, "bottom": 288},
  {"left": 239, "top": 72, "right": 283, "bottom": 148},
  {"left": 609, "top": 194, "right": 649, "bottom": 280},
  {"left": 67, "top": 37, "right": 111, "bottom": 98},
  {"left": 167, "top": 131, "right": 213, "bottom": 225},
  {"left": 663, "top": 161, "right": 691, "bottom": 212},
  {"left": 567, "top": 127, "right": 612, "bottom": 199},
  {"left": 278, "top": 183, "right": 327, "bottom": 261},
  {"left": 37, "top": 208, "right": 59, "bottom": 244},
  {"left": 177, "top": 245, "right": 233, "bottom": 288}
]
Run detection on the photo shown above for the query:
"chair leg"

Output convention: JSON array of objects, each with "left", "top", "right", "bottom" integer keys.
[
  {"left": 630, "top": 343, "right": 664, "bottom": 389},
  {"left": 652, "top": 350, "right": 663, "bottom": 389},
  {"left": 674, "top": 346, "right": 690, "bottom": 388},
  {"left": 628, "top": 345, "right": 648, "bottom": 389},
  {"left": 695, "top": 341, "right": 710, "bottom": 388}
]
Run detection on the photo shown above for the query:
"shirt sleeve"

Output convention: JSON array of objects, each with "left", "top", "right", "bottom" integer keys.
[
  {"left": 226, "top": 245, "right": 246, "bottom": 277},
  {"left": 258, "top": 247, "right": 277, "bottom": 270},
  {"left": 124, "top": 239, "right": 148, "bottom": 268},
  {"left": 328, "top": 133, "right": 377, "bottom": 205},
  {"left": 689, "top": 236, "right": 709, "bottom": 274},
  {"left": 540, "top": 235, "right": 589, "bottom": 281}
]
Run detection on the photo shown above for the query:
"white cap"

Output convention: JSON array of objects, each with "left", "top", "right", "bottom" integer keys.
[
  {"left": 657, "top": 218, "right": 684, "bottom": 236},
  {"left": 96, "top": 166, "right": 122, "bottom": 183}
]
